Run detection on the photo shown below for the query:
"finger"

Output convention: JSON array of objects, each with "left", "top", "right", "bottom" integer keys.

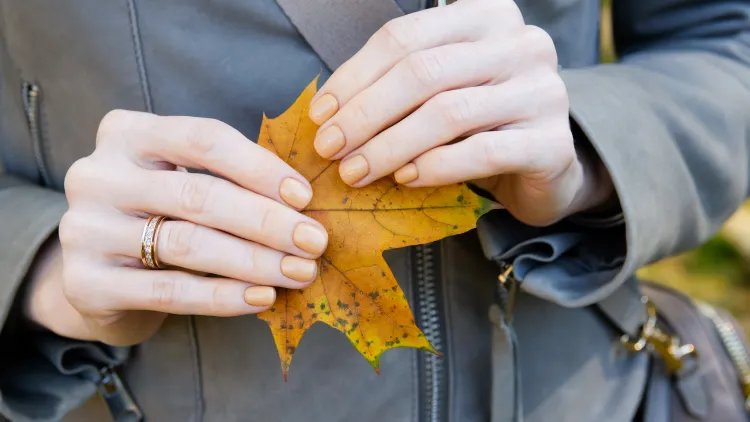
[
  {"left": 309, "top": 0, "right": 522, "bottom": 124},
  {"left": 396, "top": 128, "right": 574, "bottom": 187},
  {"left": 93, "top": 267, "right": 277, "bottom": 316},
  {"left": 313, "top": 41, "right": 518, "bottom": 160},
  {"left": 104, "top": 217, "right": 316, "bottom": 287},
  {"left": 97, "top": 111, "right": 313, "bottom": 210},
  {"left": 116, "top": 171, "right": 328, "bottom": 259},
  {"left": 338, "top": 82, "right": 534, "bottom": 186}
]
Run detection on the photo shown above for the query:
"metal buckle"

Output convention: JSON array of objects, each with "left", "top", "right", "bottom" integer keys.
[
  {"left": 497, "top": 264, "right": 520, "bottom": 322},
  {"left": 621, "top": 297, "right": 698, "bottom": 374}
]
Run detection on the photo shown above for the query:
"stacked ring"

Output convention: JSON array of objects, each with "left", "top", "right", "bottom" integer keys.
[{"left": 141, "top": 215, "right": 169, "bottom": 270}]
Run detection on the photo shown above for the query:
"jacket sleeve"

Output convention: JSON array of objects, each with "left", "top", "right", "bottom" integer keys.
[
  {"left": 477, "top": 0, "right": 750, "bottom": 307},
  {"left": 0, "top": 173, "right": 129, "bottom": 422}
]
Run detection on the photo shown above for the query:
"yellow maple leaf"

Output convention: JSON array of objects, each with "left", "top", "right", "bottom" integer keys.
[{"left": 257, "top": 77, "right": 492, "bottom": 379}]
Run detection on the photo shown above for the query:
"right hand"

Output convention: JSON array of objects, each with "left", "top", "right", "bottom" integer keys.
[{"left": 46, "top": 110, "right": 328, "bottom": 346}]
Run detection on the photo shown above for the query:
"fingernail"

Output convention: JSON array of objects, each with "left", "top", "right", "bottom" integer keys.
[
  {"left": 293, "top": 223, "right": 328, "bottom": 255},
  {"left": 314, "top": 125, "right": 346, "bottom": 158},
  {"left": 394, "top": 163, "right": 419, "bottom": 184},
  {"left": 244, "top": 286, "right": 276, "bottom": 307},
  {"left": 281, "top": 256, "right": 318, "bottom": 283},
  {"left": 309, "top": 94, "right": 339, "bottom": 125},
  {"left": 339, "top": 155, "right": 369, "bottom": 185},
  {"left": 279, "top": 178, "right": 312, "bottom": 209}
]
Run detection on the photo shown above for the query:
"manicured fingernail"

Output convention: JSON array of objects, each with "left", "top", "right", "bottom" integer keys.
[
  {"left": 279, "top": 178, "right": 312, "bottom": 209},
  {"left": 244, "top": 286, "right": 276, "bottom": 307},
  {"left": 309, "top": 94, "right": 339, "bottom": 125},
  {"left": 293, "top": 223, "right": 328, "bottom": 255},
  {"left": 281, "top": 256, "right": 318, "bottom": 283},
  {"left": 339, "top": 155, "right": 369, "bottom": 185},
  {"left": 314, "top": 125, "right": 346, "bottom": 158},
  {"left": 394, "top": 163, "right": 418, "bottom": 184}
]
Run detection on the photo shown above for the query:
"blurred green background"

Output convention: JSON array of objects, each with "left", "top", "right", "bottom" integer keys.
[{"left": 599, "top": 0, "right": 750, "bottom": 335}]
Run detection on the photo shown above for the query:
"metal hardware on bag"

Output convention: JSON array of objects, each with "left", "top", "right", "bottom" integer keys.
[
  {"left": 97, "top": 366, "right": 143, "bottom": 422},
  {"left": 497, "top": 264, "right": 520, "bottom": 322},
  {"left": 621, "top": 297, "right": 699, "bottom": 375}
]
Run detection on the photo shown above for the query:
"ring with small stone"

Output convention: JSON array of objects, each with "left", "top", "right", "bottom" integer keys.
[{"left": 140, "top": 215, "right": 168, "bottom": 270}]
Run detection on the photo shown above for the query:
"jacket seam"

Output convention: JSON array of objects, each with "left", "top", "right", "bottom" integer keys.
[
  {"left": 440, "top": 241, "right": 455, "bottom": 422},
  {"left": 187, "top": 316, "right": 205, "bottom": 422},
  {"left": 126, "top": 0, "right": 154, "bottom": 113},
  {"left": 407, "top": 250, "right": 419, "bottom": 422}
]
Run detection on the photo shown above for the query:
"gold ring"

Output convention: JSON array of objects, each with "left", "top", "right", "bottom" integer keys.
[{"left": 141, "top": 215, "right": 168, "bottom": 269}]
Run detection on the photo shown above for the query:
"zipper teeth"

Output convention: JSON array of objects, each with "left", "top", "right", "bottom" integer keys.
[
  {"left": 697, "top": 302, "right": 750, "bottom": 409},
  {"left": 23, "top": 82, "right": 52, "bottom": 186},
  {"left": 417, "top": 244, "right": 444, "bottom": 422}
]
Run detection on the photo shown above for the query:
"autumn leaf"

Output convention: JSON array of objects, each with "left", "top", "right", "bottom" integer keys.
[{"left": 257, "top": 77, "right": 493, "bottom": 379}]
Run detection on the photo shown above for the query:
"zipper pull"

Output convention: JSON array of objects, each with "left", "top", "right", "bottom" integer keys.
[
  {"left": 496, "top": 263, "right": 521, "bottom": 323},
  {"left": 97, "top": 366, "right": 143, "bottom": 422}
]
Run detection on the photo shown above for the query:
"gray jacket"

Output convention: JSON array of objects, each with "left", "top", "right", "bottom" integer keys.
[{"left": 0, "top": 1, "right": 749, "bottom": 421}]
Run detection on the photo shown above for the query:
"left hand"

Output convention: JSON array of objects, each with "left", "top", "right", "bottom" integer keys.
[{"left": 308, "top": 0, "right": 613, "bottom": 227}]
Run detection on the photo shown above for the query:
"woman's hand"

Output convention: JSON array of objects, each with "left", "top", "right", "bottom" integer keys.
[
  {"left": 28, "top": 110, "right": 328, "bottom": 346},
  {"left": 308, "top": 0, "right": 613, "bottom": 226}
]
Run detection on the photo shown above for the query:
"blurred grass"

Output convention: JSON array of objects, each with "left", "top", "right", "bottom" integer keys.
[{"left": 599, "top": 0, "right": 750, "bottom": 336}]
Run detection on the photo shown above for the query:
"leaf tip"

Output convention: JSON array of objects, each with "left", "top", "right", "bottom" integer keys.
[{"left": 374, "top": 368, "right": 381, "bottom": 376}]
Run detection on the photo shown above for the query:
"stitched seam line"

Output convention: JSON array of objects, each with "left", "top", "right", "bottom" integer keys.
[
  {"left": 126, "top": 0, "right": 154, "bottom": 113},
  {"left": 188, "top": 316, "right": 206, "bottom": 422}
]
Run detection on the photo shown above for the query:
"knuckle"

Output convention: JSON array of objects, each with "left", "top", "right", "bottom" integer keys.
[
  {"left": 380, "top": 16, "right": 419, "bottom": 53},
  {"left": 96, "top": 109, "right": 134, "bottom": 147},
  {"left": 58, "top": 211, "right": 84, "bottom": 249},
  {"left": 481, "top": 136, "right": 510, "bottom": 170},
  {"left": 62, "top": 263, "right": 93, "bottom": 309},
  {"left": 64, "top": 157, "right": 98, "bottom": 200},
  {"left": 523, "top": 25, "right": 557, "bottom": 66},
  {"left": 350, "top": 100, "right": 374, "bottom": 131},
  {"left": 254, "top": 205, "right": 275, "bottom": 237},
  {"left": 405, "top": 50, "right": 446, "bottom": 86},
  {"left": 177, "top": 175, "right": 215, "bottom": 215},
  {"left": 434, "top": 92, "right": 474, "bottom": 128},
  {"left": 184, "top": 118, "right": 228, "bottom": 156},
  {"left": 150, "top": 275, "right": 185, "bottom": 309},
  {"left": 164, "top": 222, "right": 199, "bottom": 261}
]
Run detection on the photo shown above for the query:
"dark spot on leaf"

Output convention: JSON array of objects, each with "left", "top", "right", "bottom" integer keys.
[
  {"left": 347, "top": 310, "right": 353, "bottom": 316},
  {"left": 312, "top": 313, "right": 318, "bottom": 318},
  {"left": 325, "top": 311, "right": 331, "bottom": 315},
  {"left": 280, "top": 322, "right": 288, "bottom": 329},
  {"left": 385, "top": 341, "right": 394, "bottom": 347},
  {"left": 352, "top": 323, "right": 359, "bottom": 329},
  {"left": 381, "top": 271, "right": 386, "bottom": 277},
  {"left": 457, "top": 194, "right": 464, "bottom": 203},
  {"left": 354, "top": 301, "right": 360, "bottom": 307},
  {"left": 391, "top": 286, "right": 397, "bottom": 292},
  {"left": 297, "top": 290, "right": 304, "bottom": 295},
  {"left": 453, "top": 225, "right": 458, "bottom": 230},
  {"left": 368, "top": 292, "right": 379, "bottom": 300},
  {"left": 298, "top": 322, "right": 304, "bottom": 329},
  {"left": 270, "top": 307, "right": 276, "bottom": 312},
  {"left": 307, "top": 303, "right": 315, "bottom": 309},
  {"left": 337, "top": 300, "right": 349, "bottom": 309},
  {"left": 268, "top": 139, "right": 273, "bottom": 144},
  {"left": 286, "top": 346, "right": 296, "bottom": 354},
  {"left": 367, "top": 341, "right": 374, "bottom": 346},
  {"left": 342, "top": 197, "right": 348, "bottom": 204},
  {"left": 351, "top": 292, "right": 356, "bottom": 298},
  {"left": 395, "top": 338, "right": 401, "bottom": 344},
  {"left": 294, "top": 313, "right": 303, "bottom": 320},
  {"left": 356, "top": 340, "right": 360, "bottom": 344},
  {"left": 337, "top": 317, "right": 348, "bottom": 326},
  {"left": 321, "top": 303, "right": 326, "bottom": 310},
  {"left": 402, "top": 333, "right": 409, "bottom": 338},
  {"left": 290, "top": 150, "right": 297, "bottom": 158}
]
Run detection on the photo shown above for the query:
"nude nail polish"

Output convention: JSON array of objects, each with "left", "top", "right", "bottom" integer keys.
[
  {"left": 314, "top": 125, "right": 346, "bottom": 158},
  {"left": 394, "top": 163, "right": 419, "bottom": 184},
  {"left": 244, "top": 286, "right": 276, "bottom": 307},
  {"left": 339, "top": 155, "right": 369, "bottom": 185},
  {"left": 293, "top": 223, "right": 328, "bottom": 255},
  {"left": 281, "top": 256, "right": 317, "bottom": 282},
  {"left": 279, "top": 178, "right": 313, "bottom": 209},
  {"left": 309, "top": 94, "right": 339, "bottom": 125}
]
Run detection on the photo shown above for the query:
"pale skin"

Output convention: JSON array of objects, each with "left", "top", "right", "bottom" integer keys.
[{"left": 25, "top": 0, "right": 613, "bottom": 346}]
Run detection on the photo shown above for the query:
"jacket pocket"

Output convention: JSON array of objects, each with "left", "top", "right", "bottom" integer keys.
[{"left": 21, "top": 81, "right": 52, "bottom": 186}]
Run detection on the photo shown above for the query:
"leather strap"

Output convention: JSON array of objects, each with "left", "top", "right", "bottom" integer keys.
[
  {"left": 275, "top": 0, "right": 406, "bottom": 70},
  {"left": 595, "top": 278, "right": 647, "bottom": 338}
]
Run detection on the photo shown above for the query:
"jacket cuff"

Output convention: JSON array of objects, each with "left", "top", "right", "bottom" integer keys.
[{"left": 0, "top": 181, "right": 128, "bottom": 421}]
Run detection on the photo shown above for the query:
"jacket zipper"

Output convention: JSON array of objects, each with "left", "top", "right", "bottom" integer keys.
[
  {"left": 22, "top": 82, "right": 52, "bottom": 186},
  {"left": 97, "top": 365, "right": 144, "bottom": 422},
  {"left": 697, "top": 302, "right": 750, "bottom": 412},
  {"left": 415, "top": 243, "right": 447, "bottom": 422}
]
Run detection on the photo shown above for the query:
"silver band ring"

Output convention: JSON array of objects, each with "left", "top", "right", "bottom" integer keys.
[{"left": 141, "top": 215, "right": 168, "bottom": 269}]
